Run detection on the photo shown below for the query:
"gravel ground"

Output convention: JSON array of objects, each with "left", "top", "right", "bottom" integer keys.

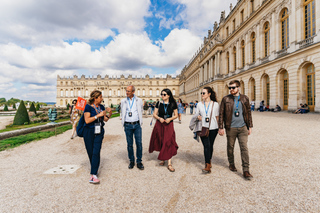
[
  {"left": 0, "top": 116, "right": 14, "bottom": 130},
  {"left": 0, "top": 112, "right": 320, "bottom": 212}
]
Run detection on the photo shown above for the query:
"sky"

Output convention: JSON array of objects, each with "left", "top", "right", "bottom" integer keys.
[{"left": 0, "top": 0, "right": 238, "bottom": 102}]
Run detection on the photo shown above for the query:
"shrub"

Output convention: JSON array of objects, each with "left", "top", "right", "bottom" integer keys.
[
  {"left": 36, "top": 103, "right": 40, "bottom": 110},
  {"left": 4, "top": 104, "right": 8, "bottom": 111},
  {"left": 13, "top": 100, "right": 30, "bottom": 125},
  {"left": 13, "top": 103, "right": 16, "bottom": 109},
  {"left": 66, "top": 103, "right": 70, "bottom": 110},
  {"left": 110, "top": 103, "right": 113, "bottom": 108},
  {"left": 29, "top": 102, "right": 37, "bottom": 114}
]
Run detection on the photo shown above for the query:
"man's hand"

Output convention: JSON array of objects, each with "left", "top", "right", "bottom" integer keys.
[
  {"left": 218, "top": 128, "right": 224, "bottom": 136},
  {"left": 248, "top": 128, "right": 252, "bottom": 135}
]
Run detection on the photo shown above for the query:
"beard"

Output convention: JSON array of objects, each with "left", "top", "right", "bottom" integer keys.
[{"left": 230, "top": 89, "right": 239, "bottom": 95}]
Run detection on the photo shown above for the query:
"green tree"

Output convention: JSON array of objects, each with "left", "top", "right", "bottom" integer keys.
[
  {"left": 13, "top": 103, "right": 16, "bottom": 109},
  {"left": 66, "top": 103, "right": 70, "bottom": 110},
  {"left": 36, "top": 103, "right": 40, "bottom": 110},
  {"left": 110, "top": 103, "right": 113, "bottom": 108},
  {"left": 29, "top": 102, "right": 37, "bottom": 114},
  {"left": 13, "top": 100, "right": 30, "bottom": 125},
  {"left": 4, "top": 104, "right": 9, "bottom": 111}
]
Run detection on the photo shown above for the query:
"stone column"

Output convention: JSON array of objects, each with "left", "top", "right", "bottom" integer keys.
[
  {"left": 256, "top": 24, "right": 261, "bottom": 60},
  {"left": 246, "top": 33, "right": 250, "bottom": 64},
  {"left": 270, "top": 11, "right": 276, "bottom": 54},
  {"left": 217, "top": 51, "right": 221, "bottom": 75},
  {"left": 236, "top": 40, "right": 240, "bottom": 70}
]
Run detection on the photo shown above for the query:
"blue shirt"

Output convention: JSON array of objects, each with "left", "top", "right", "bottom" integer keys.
[{"left": 84, "top": 104, "right": 105, "bottom": 128}]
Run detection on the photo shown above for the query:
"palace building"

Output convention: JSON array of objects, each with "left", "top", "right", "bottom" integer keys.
[
  {"left": 56, "top": 74, "right": 179, "bottom": 106},
  {"left": 179, "top": 0, "right": 320, "bottom": 112},
  {"left": 57, "top": 0, "right": 320, "bottom": 112}
]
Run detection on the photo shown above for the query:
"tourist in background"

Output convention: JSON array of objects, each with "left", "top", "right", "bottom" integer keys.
[
  {"left": 69, "top": 99, "right": 82, "bottom": 139},
  {"left": 250, "top": 100, "right": 255, "bottom": 111},
  {"left": 121, "top": 85, "right": 144, "bottom": 170},
  {"left": 259, "top": 100, "right": 265, "bottom": 112},
  {"left": 189, "top": 100, "right": 195, "bottom": 115},
  {"left": 218, "top": 80, "right": 253, "bottom": 180},
  {"left": 149, "top": 89, "right": 178, "bottom": 172},
  {"left": 177, "top": 98, "right": 184, "bottom": 124},
  {"left": 83, "top": 90, "right": 112, "bottom": 184},
  {"left": 196, "top": 87, "right": 219, "bottom": 174}
]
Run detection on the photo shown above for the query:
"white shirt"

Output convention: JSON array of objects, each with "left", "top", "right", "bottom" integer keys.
[
  {"left": 124, "top": 96, "right": 139, "bottom": 122},
  {"left": 196, "top": 101, "right": 219, "bottom": 130}
]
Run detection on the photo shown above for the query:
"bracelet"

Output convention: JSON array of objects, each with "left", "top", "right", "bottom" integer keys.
[{"left": 106, "top": 115, "right": 110, "bottom": 119}]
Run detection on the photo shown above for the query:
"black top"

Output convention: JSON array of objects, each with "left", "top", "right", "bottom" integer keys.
[
  {"left": 156, "top": 101, "right": 177, "bottom": 119},
  {"left": 84, "top": 104, "right": 105, "bottom": 128}
]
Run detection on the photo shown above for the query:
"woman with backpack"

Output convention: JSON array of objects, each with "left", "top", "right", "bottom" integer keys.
[{"left": 82, "top": 90, "right": 112, "bottom": 184}]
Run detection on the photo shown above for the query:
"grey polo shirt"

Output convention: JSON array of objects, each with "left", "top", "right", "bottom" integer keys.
[{"left": 231, "top": 95, "right": 246, "bottom": 128}]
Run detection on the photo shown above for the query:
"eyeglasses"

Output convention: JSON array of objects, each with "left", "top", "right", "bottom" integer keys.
[
  {"left": 201, "top": 92, "right": 206, "bottom": 95},
  {"left": 228, "top": 86, "right": 238, "bottom": 90},
  {"left": 161, "top": 93, "right": 167, "bottom": 96}
]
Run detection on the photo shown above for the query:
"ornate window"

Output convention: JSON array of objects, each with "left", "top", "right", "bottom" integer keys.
[
  {"left": 227, "top": 52, "right": 230, "bottom": 73},
  {"left": 304, "top": 0, "right": 315, "bottom": 38},
  {"left": 173, "top": 89, "right": 176, "bottom": 96},
  {"left": 240, "top": 10, "right": 244, "bottom": 23},
  {"left": 226, "top": 27, "right": 229, "bottom": 37},
  {"left": 251, "top": 32, "right": 256, "bottom": 63},
  {"left": 233, "top": 47, "right": 237, "bottom": 71},
  {"left": 241, "top": 40, "right": 245, "bottom": 68},
  {"left": 264, "top": 22, "right": 270, "bottom": 57},
  {"left": 66, "top": 90, "right": 69, "bottom": 97},
  {"left": 109, "top": 90, "right": 112, "bottom": 96},
  {"left": 266, "top": 76, "right": 270, "bottom": 106},
  {"left": 283, "top": 71, "right": 288, "bottom": 107},
  {"left": 251, "top": 0, "right": 254, "bottom": 13},
  {"left": 281, "top": 8, "right": 289, "bottom": 49},
  {"left": 149, "top": 89, "right": 152, "bottom": 96},
  {"left": 60, "top": 90, "right": 63, "bottom": 97}
]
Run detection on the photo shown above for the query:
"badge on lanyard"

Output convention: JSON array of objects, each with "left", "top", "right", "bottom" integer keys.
[
  {"left": 164, "top": 115, "right": 167, "bottom": 120},
  {"left": 163, "top": 102, "right": 169, "bottom": 120},
  {"left": 235, "top": 95, "right": 240, "bottom": 117},
  {"left": 205, "top": 117, "right": 209, "bottom": 123},
  {"left": 204, "top": 101, "right": 210, "bottom": 123},
  {"left": 94, "top": 122, "right": 101, "bottom": 134},
  {"left": 128, "top": 97, "right": 135, "bottom": 118}
]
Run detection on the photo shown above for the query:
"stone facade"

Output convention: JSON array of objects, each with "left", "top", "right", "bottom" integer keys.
[
  {"left": 56, "top": 74, "right": 179, "bottom": 107},
  {"left": 179, "top": 0, "right": 320, "bottom": 112}
]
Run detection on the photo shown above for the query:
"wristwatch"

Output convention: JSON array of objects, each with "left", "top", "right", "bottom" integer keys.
[
  {"left": 94, "top": 115, "right": 97, "bottom": 119},
  {"left": 106, "top": 115, "right": 110, "bottom": 119}
]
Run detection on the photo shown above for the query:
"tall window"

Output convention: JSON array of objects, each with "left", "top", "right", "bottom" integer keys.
[
  {"left": 60, "top": 90, "right": 63, "bottom": 97},
  {"left": 241, "top": 40, "right": 245, "bottom": 68},
  {"left": 306, "top": 64, "right": 315, "bottom": 110},
  {"left": 240, "top": 10, "right": 244, "bottom": 23},
  {"left": 143, "top": 89, "right": 145, "bottom": 96},
  {"left": 281, "top": 8, "right": 289, "bottom": 49},
  {"left": 304, "top": 0, "right": 315, "bottom": 38},
  {"left": 283, "top": 71, "right": 288, "bottom": 108},
  {"left": 71, "top": 90, "right": 74, "bottom": 97},
  {"left": 251, "top": 0, "right": 254, "bottom": 13},
  {"left": 66, "top": 90, "right": 68, "bottom": 97},
  {"left": 266, "top": 76, "right": 270, "bottom": 106},
  {"left": 233, "top": 19, "right": 236, "bottom": 31},
  {"left": 264, "top": 22, "right": 270, "bottom": 57},
  {"left": 149, "top": 89, "right": 152, "bottom": 96},
  {"left": 173, "top": 89, "right": 175, "bottom": 96},
  {"left": 233, "top": 47, "right": 237, "bottom": 71},
  {"left": 226, "top": 27, "right": 229, "bottom": 37},
  {"left": 251, "top": 32, "right": 256, "bottom": 63},
  {"left": 227, "top": 52, "right": 230, "bottom": 73},
  {"left": 109, "top": 90, "right": 112, "bottom": 96}
]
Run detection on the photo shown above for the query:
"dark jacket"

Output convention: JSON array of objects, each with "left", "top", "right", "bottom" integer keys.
[{"left": 218, "top": 94, "right": 253, "bottom": 130}]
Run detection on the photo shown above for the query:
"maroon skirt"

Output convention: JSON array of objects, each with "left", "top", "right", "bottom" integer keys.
[{"left": 149, "top": 120, "right": 178, "bottom": 161}]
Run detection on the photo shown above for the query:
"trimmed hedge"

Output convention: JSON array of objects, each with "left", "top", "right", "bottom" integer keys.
[
  {"left": 4, "top": 104, "right": 8, "bottom": 111},
  {"left": 13, "top": 101, "right": 30, "bottom": 125},
  {"left": 29, "top": 102, "right": 37, "bottom": 114}
]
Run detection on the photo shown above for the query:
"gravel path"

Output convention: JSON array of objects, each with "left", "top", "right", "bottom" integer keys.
[
  {"left": 1, "top": 112, "right": 319, "bottom": 212},
  {"left": 0, "top": 116, "right": 14, "bottom": 130}
]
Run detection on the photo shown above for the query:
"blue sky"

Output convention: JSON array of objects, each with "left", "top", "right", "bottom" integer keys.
[{"left": 0, "top": 0, "right": 238, "bottom": 102}]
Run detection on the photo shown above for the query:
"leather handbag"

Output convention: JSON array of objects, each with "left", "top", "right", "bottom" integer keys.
[{"left": 197, "top": 102, "right": 214, "bottom": 137}]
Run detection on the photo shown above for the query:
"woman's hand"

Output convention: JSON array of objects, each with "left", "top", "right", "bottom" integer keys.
[
  {"left": 97, "top": 111, "right": 105, "bottom": 118},
  {"left": 165, "top": 118, "right": 171, "bottom": 124},
  {"left": 198, "top": 116, "right": 202, "bottom": 121},
  {"left": 159, "top": 118, "right": 165, "bottom": 123}
]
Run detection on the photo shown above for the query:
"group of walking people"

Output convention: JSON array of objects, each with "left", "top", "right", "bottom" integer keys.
[{"left": 79, "top": 79, "right": 253, "bottom": 184}]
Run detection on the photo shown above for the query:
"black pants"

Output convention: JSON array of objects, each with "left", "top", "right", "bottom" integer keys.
[{"left": 200, "top": 129, "right": 218, "bottom": 164}]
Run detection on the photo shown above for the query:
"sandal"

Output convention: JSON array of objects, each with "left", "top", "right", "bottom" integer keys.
[
  {"left": 167, "top": 164, "right": 175, "bottom": 172},
  {"left": 159, "top": 161, "right": 165, "bottom": 166}
]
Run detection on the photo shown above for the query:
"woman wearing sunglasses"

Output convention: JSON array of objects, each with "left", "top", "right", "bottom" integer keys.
[
  {"left": 196, "top": 87, "right": 219, "bottom": 174},
  {"left": 149, "top": 89, "right": 178, "bottom": 172}
]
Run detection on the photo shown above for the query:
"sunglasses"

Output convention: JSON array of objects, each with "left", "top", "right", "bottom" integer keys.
[
  {"left": 161, "top": 93, "right": 167, "bottom": 96},
  {"left": 201, "top": 92, "right": 207, "bottom": 95},
  {"left": 228, "top": 86, "right": 238, "bottom": 90}
]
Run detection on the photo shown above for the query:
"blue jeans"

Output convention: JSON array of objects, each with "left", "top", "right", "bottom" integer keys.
[
  {"left": 83, "top": 127, "right": 104, "bottom": 175},
  {"left": 190, "top": 107, "right": 194, "bottom": 114},
  {"left": 124, "top": 123, "right": 142, "bottom": 163},
  {"left": 151, "top": 108, "right": 154, "bottom": 115}
]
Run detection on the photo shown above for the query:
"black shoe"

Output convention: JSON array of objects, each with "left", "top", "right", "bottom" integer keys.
[
  {"left": 128, "top": 161, "right": 135, "bottom": 169},
  {"left": 137, "top": 163, "right": 144, "bottom": 170}
]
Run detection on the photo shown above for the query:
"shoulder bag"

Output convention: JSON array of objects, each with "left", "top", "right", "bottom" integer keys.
[{"left": 197, "top": 102, "right": 214, "bottom": 137}]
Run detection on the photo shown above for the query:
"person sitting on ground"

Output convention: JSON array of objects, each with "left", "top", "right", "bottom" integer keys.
[
  {"left": 293, "top": 103, "right": 304, "bottom": 114},
  {"left": 259, "top": 100, "right": 265, "bottom": 112},
  {"left": 299, "top": 104, "right": 310, "bottom": 114},
  {"left": 273, "top": 105, "right": 281, "bottom": 112}
]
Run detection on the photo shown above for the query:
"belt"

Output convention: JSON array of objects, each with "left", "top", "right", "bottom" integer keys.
[{"left": 125, "top": 121, "right": 139, "bottom": 125}]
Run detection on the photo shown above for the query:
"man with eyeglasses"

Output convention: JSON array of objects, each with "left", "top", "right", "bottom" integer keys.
[
  {"left": 121, "top": 85, "right": 144, "bottom": 170},
  {"left": 218, "top": 80, "right": 253, "bottom": 180}
]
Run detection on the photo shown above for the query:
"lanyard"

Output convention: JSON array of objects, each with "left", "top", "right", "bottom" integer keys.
[
  {"left": 235, "top": 95, "right": 240, "bottom": 110},
  {"left": 163, "top": 101, "right": 168, "bottom": 115},
  {"left": 93, "top": 104, "right": 102, "bottom": 114},
  {"left": 204, "top": 101, "right": 211, "bottom": 116},
  {"left": 127, "top": 96, "right": 135, "bottom": 111}
]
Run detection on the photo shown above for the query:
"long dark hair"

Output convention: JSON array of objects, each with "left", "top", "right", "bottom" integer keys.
[
  {"left": 203, "top": 87, "right": 217, "bottom": 102},
  {"left": 161, "top": 88, "right": 177, "bottom": 109}
]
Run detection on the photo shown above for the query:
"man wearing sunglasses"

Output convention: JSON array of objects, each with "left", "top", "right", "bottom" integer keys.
[{"left": 218, "top": 80, "right": 253, "bottom": 180}]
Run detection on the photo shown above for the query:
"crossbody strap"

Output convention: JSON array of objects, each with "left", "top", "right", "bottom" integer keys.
[{"left": 208, "top": 102, "right": 214, "bottom": 129}]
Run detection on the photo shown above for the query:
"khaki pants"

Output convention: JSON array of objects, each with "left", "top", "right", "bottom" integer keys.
[{"left": 226, "top": 126, "right": 250, "bottom": 172}]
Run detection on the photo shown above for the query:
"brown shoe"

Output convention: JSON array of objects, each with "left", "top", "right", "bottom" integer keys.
[
  {"left": 202, "top": 163, "right": 211, "bottom": 174},
  {"left": 229, "top": 164, "right": 237, "bottom": 172},
  {"left": 243, "top": 171, "right": 253, "bottom": 180}
]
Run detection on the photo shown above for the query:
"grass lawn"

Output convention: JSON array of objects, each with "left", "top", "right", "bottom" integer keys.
[{"left": 0, "top": 125, "right": 72, "bottom": 152}]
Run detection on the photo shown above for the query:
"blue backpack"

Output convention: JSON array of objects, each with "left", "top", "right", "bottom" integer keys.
[{"left": 76, "top": 114, "right": 85, "bottom": 137}]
